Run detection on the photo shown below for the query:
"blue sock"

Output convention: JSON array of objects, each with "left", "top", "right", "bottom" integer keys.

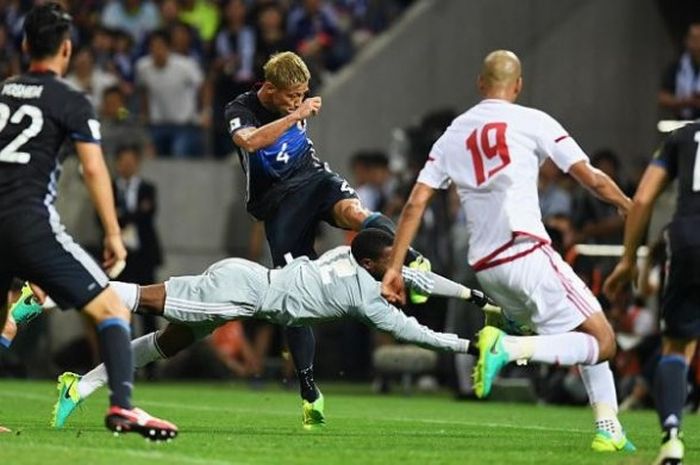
[
  {"left": 97, "top": 318, "right": 133, "bottom": 409},
  {"left": 654, "top": 354, "right": 688, "bottom": 434},
  {"left": 0, "top": 335, "right": 11, "bottom": 349}
]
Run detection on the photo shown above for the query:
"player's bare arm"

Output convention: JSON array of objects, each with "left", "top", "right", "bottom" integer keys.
[
  {"left": 232, "top": 97, "right": 321, "bottom": 152},
  {"left": 568, "top": 160, "right": 633, "bottom": 214},
  {"left": 75, "top": 141, "right": 126, "bottom": 272},
  {"left": 603, "top": 164, "right": 669, "bottom": 299},
  {"left": 382, "top": 182, "right": 436, "bottom": 305}
]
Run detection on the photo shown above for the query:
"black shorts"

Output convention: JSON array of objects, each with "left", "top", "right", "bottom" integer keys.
[
  {"left": 660, "top": 245, "right": 700, "bottom": 339},
  {"left": 0, "top": 211, "right": 108, "bottom": 310},
  {"left": 263, "top": 168, "right": 358, "bottom": 267}
]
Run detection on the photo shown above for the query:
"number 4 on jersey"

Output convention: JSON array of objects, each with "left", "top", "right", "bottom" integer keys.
[{"left": 466, "top": 122, "right": 511, "bottom": 186}]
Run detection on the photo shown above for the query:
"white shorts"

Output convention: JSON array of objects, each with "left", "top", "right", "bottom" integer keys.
[
  {"left": 163, "top": 258, "right": 269, "bottom": 339},
  {"left": 475, "top": 242, "right": 601, "bottom": 335}
]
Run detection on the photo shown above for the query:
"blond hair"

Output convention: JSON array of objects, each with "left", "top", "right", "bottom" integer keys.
[{"left": 263, "top": 52, "right": 311, "bottom": 89}]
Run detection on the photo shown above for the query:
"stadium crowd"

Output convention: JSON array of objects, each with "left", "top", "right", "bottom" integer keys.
[{"left": 0, "top": 0, "right": 413, "bottom": 157}]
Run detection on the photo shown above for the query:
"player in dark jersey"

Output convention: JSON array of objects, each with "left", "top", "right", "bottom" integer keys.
[
  {"left": 224, "top": 51, "right": 428, "bottom": 429},
  {"left": 0, "top": 3, "right": 177, "bottom": 440},
  {"left": 604, "top": 123, "right": 700, "bottom": 464}
]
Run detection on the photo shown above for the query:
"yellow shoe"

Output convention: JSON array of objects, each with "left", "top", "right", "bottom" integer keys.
[
  {"left": 591, "top": 429, "right": 636, "bottom": 452},
  {"left": 302, "top": 391, "right": 325, "bottom": 430}
]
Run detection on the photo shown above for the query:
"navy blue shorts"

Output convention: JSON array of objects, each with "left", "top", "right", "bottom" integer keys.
[
  {"left": 660, "top": 245, "right": 700, "bottom": 339},
  {"left": 0, "top": 211, "right": 108, "bottom": 310},
  {"left": 264, "top": 168, "right": 358, "bottom": 267}
]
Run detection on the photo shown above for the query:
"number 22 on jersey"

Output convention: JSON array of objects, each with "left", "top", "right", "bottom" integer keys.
[
  {"left": 466, "top": 122, "right": 511, "bottom": 186},
  {"left": 0, "top": 103, "right": 43, "bottom": 164}
]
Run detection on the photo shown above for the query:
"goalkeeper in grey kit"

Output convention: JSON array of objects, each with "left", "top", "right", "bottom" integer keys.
[{"left": 52, "top": 229, "right": 495, "bottom": 428}]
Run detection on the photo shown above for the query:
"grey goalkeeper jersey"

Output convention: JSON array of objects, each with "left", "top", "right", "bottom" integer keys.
[{"left": 163, "top": 246, "right": 469, "bottom": 353}]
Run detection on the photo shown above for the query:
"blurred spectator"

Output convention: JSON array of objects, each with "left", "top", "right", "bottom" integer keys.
[
  {"left": 113, "top": 145, "right": 163, "bottom": 376},
  {"left": 210, "top": 321, "right": 261, "bottom": 378},
  {"left": 112, "top": 29, "right": 137, "bottom": 84},
  {"left": 136, "top": 30, "right": 207, "bottom": 157},
  {"left": 65, "top": 47, "right": 120, "bottom": 112},
  {"left": 90, "top": 26, "right": 115, "bottom": 72},
  {"left": 113, "top": 145, "right": 163, "bottom": 287},
  {"left": 538, "top": 158, "right": 572, "bottom": 221},
  {"left": 100, "top": 85, "right": 154, "bottom": 159},
  {"left": 254, "top": 1, "right": 294, "bottom": 78},
  {"left": 102, "top": 0, "right": 161, "bottom": 46},
  {"left": 572, "top": 149, "right": 628, "bottom": 244},
  {"left": 350, "top": 150, "right": 393, "bottom": 212},
  {"left": 659, "top": 22, "right": 700, "bottom": 120},
  {"left": 0, "top": 24, "right": 20, "bottom": 80},
  {"left": 178, "top": 0, "right": 221, "bottom": 44},
  {"left": 288, "top": 0, "right": 352, "bottom": 74},
  {"left": 160, "top": 0, "right": 181, "bottom": 29},
  {"left": 170, "top": 20, "right": 205, "bottom": 66},
  {"left": 210, "top": 0, "right": 256, "bottom": 157}
]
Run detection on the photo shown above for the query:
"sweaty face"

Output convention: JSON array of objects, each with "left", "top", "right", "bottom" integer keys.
[{"left": 268, "top": 82, "right": 309, "bottom": 115}]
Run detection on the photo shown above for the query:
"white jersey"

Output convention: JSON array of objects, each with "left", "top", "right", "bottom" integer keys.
[{"left": 418, "top": 99, "right": 588, "bottom": 269}]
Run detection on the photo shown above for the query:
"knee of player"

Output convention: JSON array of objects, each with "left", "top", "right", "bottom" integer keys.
[
  {"left": 82, "top": 288, "right": 131, "bottom": 323},
  {"left": 595, "top": 329, "right": 617, "bottom": 361}
]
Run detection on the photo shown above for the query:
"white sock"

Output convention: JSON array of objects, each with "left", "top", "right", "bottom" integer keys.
[
  {"left": 502, "top": 332, "right": 599, "bottom": 365},
  {"left": 579, "top": 362, "right": 622, "bottom": 437},
  {"left": 77, "top": 332, "right": 165, "bottom": 399},
  {"left": 109, "top": 281, "right": 139, "bottom": 312}
]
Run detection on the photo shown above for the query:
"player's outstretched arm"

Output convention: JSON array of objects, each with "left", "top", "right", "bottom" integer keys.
[
  {"left": 76, "top": 142, "right": 126, "bottom": 275},
  {"left": 357, "top": 296, "right": 470, "bottom": 353},
  {"left": 232, "top": 97, "right": 321, "bottom": 152},
  {"left": 569, "top": 161, "right": 632, "bottom": 214},
  {"left": 603, "top": 164, "right": 669, "bottom": 299}
]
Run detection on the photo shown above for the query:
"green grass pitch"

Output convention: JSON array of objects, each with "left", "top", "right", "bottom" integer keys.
[{"left": 0, "top": 380, "right": 697, "bottom": 465}]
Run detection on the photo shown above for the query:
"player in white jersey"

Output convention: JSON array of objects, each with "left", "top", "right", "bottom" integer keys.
[
  {"left": 382, "top": 50, "right": 635, "bottom": 452},
  {"left": 49, "top": 228, "right": 497, "bottom": 429}
]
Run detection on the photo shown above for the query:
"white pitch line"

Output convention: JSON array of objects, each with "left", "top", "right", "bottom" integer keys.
[
  {"left": 3, "top": 390, "right": 590, "bottom": 435},
  {"left": 3, "top": 442, "right": 242, "bottom": 465}
]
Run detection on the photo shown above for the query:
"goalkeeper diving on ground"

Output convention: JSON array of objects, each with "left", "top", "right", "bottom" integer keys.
[{"left": 3, "top": 229, "right": 498, "bottom": 430}]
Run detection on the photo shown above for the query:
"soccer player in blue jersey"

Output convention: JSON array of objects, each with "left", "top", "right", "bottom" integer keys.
[
  {"left": 605, "top": 122, "right": 700, "bottom": 465},
  {"left": 224, "top": 52, "right": 428, "bottom": 428}
]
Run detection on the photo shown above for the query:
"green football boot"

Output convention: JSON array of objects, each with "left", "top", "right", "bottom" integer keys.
[
  {"left": 473, "top": 326, "right": 509, "bottom": 399},
  {"left": 302, "top": 391, "right": 325, "bottom": 430},
  {"left": 10, "top": 283, "right": 43, "bottom": 326},
  {"left": 52, "top": 372, "right": 83, "bottom": 429},
  {"left": 408, "top": 255, "right": 431, "bottom": 304},
  {"left": 591, "top": 429, "right": 637, "bottom": 452}
]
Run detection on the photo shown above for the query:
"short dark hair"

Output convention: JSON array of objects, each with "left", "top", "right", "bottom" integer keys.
[
  {"left": 23, "top": 2, "right": 72, "bottom": 60},
  {"left": 148, "top": 29, "right": 171, "bottom": 47},
  {"left": 351, "top": 228, "right": 393, "bottom": 262},
  {"left": 102, "top": 84, "right": 123, "bottom": 99},
  {"left": 115, "top": 144, "right": 142, "bottom": 160}
]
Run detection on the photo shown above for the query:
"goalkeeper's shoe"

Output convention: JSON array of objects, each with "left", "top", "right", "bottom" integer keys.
[
  {"left": 10, "top": 283, "right": 43, "bottom": 326},
  {"left": 653, "top": 430, "right": 683, "bottom": 464},
  {"left": 302, "top": 391, "right": 325, "bottom": 430},
  {"left": 473, "top": 326, "right": 509, "bottom": 399},
  {"left": 105, "top": 406, "right": 178, "bottom": 441},
  {"left": 408, "top": 255, "right": 431, "bottom": 304},
  {"left": 52, "top": 372, "right": 83, "bottom": 429},
  {"left": 591, "top": 429, "right": 637, "bottom": 452}
]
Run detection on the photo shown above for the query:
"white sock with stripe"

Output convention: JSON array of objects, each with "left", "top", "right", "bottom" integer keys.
[
  {"left": 580, "top": 362, "right": 623, "bottom": 438},
  {"left": 502, "top": 332, "right": 599, "bottom": 365},
  {"left": 77, "top": 333, "right": 165, "bottom": 399}
]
